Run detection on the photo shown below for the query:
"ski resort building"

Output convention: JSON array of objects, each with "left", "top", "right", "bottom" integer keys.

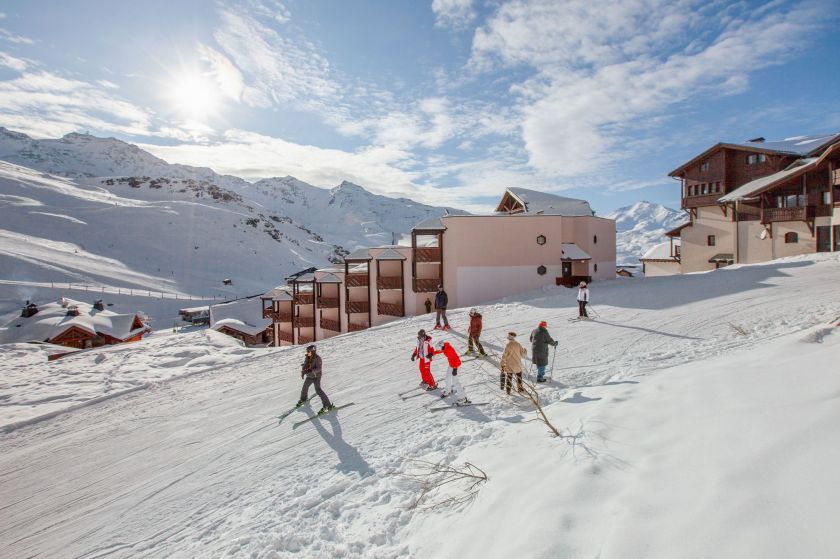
[
  {"left": 667, "top": 132, "right": 840, "bottom": 273},
  {"left": 261, "top": 187, "right": 616, "bottom": 346},
  {"left": 0, "top": 298, "right": 148, "bottom": 349},
  {"left": 209, "top": 297, "right": 271, "bottom": 346}
]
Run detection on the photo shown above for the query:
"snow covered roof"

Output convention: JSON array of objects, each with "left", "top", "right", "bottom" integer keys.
[
  {"left": 315, "top": 273, "right": 342, "bottom": 283},
  {"left": 374, "top": 249, "right": 407, "bottom": 261},
  {"left": 719, "top": 158, "right": 817, "bottom": 202},
  {"left": 708, "top": 253, "right": 734, "bottom": 264},
  {"left": 641, "top": 240, "right": 680, "bottom": 261},
  {"left": 209, "top": 297, "right": 271, "bottom": 337},
  {"left": 345, "top": 248, "right": 372, "bottom": 260},
  {"left": 734, "top": 133, "right": 840, "bottom": 156},
  {"left": 0, "top": 298, "right": 147, "bottom": 344},
  {"left": 496, "top": 187, "right": 593, "bottom": 216},
  {"left": 665, "top": 222, "right": 692, "bottom": 237},
  {"left": 261, "top": 287, "right": 292, "bottom": 301},
  {"left": 560, "top": 243, "right": 591, "bottom": 260},
  {"left": 412, "top": 217, "right": 445, "bottom": 231},
  {"left": 179, "top": 305, "right": 210, "bottom": 314},
  {"left": 292, "top": 272, "right": 316, "bottom": 282}
]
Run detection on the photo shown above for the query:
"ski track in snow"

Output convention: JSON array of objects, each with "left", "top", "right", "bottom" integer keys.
[{"left": 0, "top": 254, "right": 839, "bottom": 557}]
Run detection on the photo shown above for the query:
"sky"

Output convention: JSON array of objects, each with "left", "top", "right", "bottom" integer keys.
[{"left": 0, "top": 0, "right": 838, "bottom": 214}]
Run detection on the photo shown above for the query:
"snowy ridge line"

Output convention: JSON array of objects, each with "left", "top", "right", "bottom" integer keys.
[{"left": 0, "top": 279, "right": 222, "bottom": 301}]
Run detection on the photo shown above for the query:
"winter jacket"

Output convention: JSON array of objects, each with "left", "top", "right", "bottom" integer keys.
[
  {"left": 302, "top": 354, "right": 323, "bottom": 379},
  {"left": 434, "top": 342, "right": 462, "bottom": 368},
  {"left": 412, "top": 336, "right": 434, "bottom": 362},
  {"left": 500, "top": 340, "right": 527, "bottom": 373},
  {"left": 435, "top": 290, "right": 448, "bottom": 309},
  {"left": 577, "top": 287, "right": 590, "bottom": 302},
  {"left": 530, "top": 327, "right": 557, "bottom": 366},
  {"left": 467, "top": 313, "right": 483, "bottom": 338}
]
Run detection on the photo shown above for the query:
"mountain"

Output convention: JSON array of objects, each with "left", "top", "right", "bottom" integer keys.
[
  {"left": 605, "top": 201, "right": 685, "bottom": 265},
  {"left": 0, "top": 128, "right": 462, "bottom": 323}
]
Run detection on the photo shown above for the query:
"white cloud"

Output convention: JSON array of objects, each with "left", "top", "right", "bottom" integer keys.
[
  {"left": 196, "top": 42, "right": 270, "bottom": 107},
  {"left": 432, "top": 0, "right": 476, "bottom": 30},
  {"left": 0, "top": 51, "right": 27, "bottom": 71},
  {"left": 0, "top": 28, "right": 33, "bottom": 45}
]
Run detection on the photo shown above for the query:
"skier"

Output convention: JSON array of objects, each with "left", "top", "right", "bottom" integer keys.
[
  {"left": 465, "top": 308, "right": 486, "bottom": 356},
  {"left": 434, "top": 340, "right": 470, "bottom": 404},
  {"left": 411, "top": 329, "right": 437, "bottom": 390},
  {"left": 577, "top": 281, "right": 590, "bottom": 319},
  {"left": 433, "top": 285, "right": 450, "bottom": 330},
  {"left": 500, "top": 332, "right": 527, "bottom": 394},
  {"left": 296, "top": 345, "right": 335, "bottom": 414},
  {"left": 530, "top": 321, "right": 558, "bottom": 383},
  {"left": 424, "top": 297, "right": 432, "bottom": 314}
]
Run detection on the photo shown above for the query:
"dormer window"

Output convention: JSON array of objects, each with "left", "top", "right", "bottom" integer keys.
[
  {"left": 700, "top": 162, "right": 709, "bottom": 172},
  {"left": 747, "top": 153, "right": 767, "bottom": 165}
]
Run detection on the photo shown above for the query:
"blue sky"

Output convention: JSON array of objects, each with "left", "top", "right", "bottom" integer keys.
[{"left": 0, "top": 0, "right": 838, "bottom": 214}]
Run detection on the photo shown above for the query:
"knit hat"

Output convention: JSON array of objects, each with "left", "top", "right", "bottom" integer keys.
[
  {"left": 580, "top": 281, "right": 587, "bottom": 287},
  {"left": 539, "top": 321, "right": 547, "bottom": 328},
  {"left": 507, "top": 332, "right": 517, "bottom": 340}
]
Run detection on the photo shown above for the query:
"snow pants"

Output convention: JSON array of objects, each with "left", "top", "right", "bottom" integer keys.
[
  {"left": 578, "top": 300, "right": 588, "bottom": 318},
  {"left": 500, "top": 371, "right": 523, "bottom": 394},
  {"left": 300, "top": 375, "right": 332, "bottom": 408},
  {"left": 418, "top": 358, "right": 436, "bottom": 388},
  {"left": 444, "top": 366, "right": 465, "bottom": 399},
  {"left": 467, "top": 335, "right": 485, "bottom": 354},
  {"left": 435, "top": 308, "right": 450, "bottom": 328}
]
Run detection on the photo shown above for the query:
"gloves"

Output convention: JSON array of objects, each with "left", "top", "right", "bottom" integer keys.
[
  {"left": 552, "top": 341, "right": 559, "bottom": 347},
  {"left": 301, "top": 371, "right": 304, "bottom": 379},
  {"left": 411, "top": 354, "right": 416, "bottom": 362},
  {"left": 426, "top": 352, "right": 434, "bottom": 360},
  {"left": 452, "top": 369, "right": 458, "bottom": 376}
]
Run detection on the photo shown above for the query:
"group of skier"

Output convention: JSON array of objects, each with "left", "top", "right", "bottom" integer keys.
[{"left": 290, "top": 282, "right": 593, "bottom": 415}]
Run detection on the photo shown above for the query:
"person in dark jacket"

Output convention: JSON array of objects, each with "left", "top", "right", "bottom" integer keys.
[
  {"left": 424, "top": 298, "right": 432, "bottom": 314},
  {"left": 296, "top": 345, "right": 334, "bottom": 414},
  {"left": 529, "top": 321, "right": 558, "bottom": 383},
  {"left": 465, "top": 308, "right": 486, "bottom": 356},
  {"left": 433, "top": 285, "right": 450, "bottom": 330}
]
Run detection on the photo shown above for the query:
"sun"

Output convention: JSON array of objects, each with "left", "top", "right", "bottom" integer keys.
[{"left": 169, "top": 74, "right": 220, "bottom": 121}]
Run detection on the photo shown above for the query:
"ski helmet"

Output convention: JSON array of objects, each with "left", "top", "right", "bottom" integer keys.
[
  {"left": 418, "top": 329, "right": 426, "bottom": 338},
  {"left": 306, "top": 344, "right": 316, "bottom": 353},
  {"left": 469, "top": 308, "right": 477, "bottom": 315},
  {"left": 580, "top": 281, "right": 587, "bottom": 287}
]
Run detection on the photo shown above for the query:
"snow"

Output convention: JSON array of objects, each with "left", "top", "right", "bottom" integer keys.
[
  {"left": 1, "top": 253, "right": 839, "bottom": 557},
  {"left": 605, "top": 201, "right": 685, "bottom": 265},
  {"left": 505, "top": 187, "right": 593, "bottom": 216},
  {"left": 210, "top": 297, "right": 271, "bottom": 337},
  {"left": 641, "top": 238, "right": 679, "bottom": 260},
  {"left": 560, "top": 242, "right": 591, "bottom": 260}
]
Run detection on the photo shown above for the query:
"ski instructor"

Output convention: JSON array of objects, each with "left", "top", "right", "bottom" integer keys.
[{"left": 296, "top": 345, "right": 335, "bottom": 415}]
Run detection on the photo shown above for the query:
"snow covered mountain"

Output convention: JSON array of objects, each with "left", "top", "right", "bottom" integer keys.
[
  {"left": 0, "top": 128, "right": 461, "bottom": 323},
  {"left": 605, "top": 201, "right": 685, "bottom": 265}
]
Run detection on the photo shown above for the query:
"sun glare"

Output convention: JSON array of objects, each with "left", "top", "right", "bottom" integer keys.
[{"left": 169, "top": 74, "right": 220, "bottom": 120}]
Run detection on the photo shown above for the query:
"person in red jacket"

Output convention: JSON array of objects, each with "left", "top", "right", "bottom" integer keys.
[
  {"left": 434, "top": 340, "right": 470, "bottom": 404},
  {"left": 411, "top": 329, "right": 437, "bottom": 390},
  {"left": 465, "top": 308, "right": 486, "bottom": 356}
]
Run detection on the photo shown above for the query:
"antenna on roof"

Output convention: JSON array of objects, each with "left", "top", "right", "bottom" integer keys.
[{"left": 748, "top": 136, "right": 765, "bottom": 143}]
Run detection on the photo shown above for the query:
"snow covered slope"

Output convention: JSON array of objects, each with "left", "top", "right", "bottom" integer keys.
[
  {"left": 606, "top": 201, "right": 685, "bottom": 265},
  {"left": 1, "top": 253, "right": 839, "bottom": 558}
]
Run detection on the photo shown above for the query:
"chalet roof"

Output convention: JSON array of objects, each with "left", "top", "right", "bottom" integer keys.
[
  {"left": 0, "top": 298, "right": 147, "bottom": 345},
  {"left": 641, "top": 239, "right": 680, "bottom": 261},
  {"left": 345, "top": 248, "right": 372, "bottom": 260},
  {"left": 497, "top": 187, "right": 594, "bottom": 216},
  {"left": 669, "top": 132, "right": 840, "bottom": 176},
  {"left": 262, "top": 286, "right": 292, "bottom": 301},
  {"left": 560, "top": 243, "right": 591, "bottom": 261},
  {"left": 209, "top": 297, "right": 271, "bottom": 337},
  {"left": 179, "top": 305, "right": 210, "bottom": 314},
  {"left": 708, "top": 253, "right": 734, "bottom": 264},
  {"left": 412, "top": 217, "right": 446, "bottom": 231},
  {"left": 665, "top": 222, "right": 692, "bottom": 237},
  {"left": 291, "top": 272, "right": 316, "bottom": 282},
  {"left": 374, "top": 248, "right": 407, "bottom": 261},
  {"left": 719, "top": 158, "right": 818, "bottom": 202},
  {"left": 315, "top": 273, "right": 342, "bottom": 283}
]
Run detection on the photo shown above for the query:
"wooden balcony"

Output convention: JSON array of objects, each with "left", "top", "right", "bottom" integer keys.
[
  {"left": 294, "top": 292, "right": 313, "bottom": 305},
  {"left": 377, "top": 276, "right": 402, "bottom": 290},
  {"left": 413, "top": 278, "right": 440, "bottom": 293},
  {"left": 832, "top": 169, "right": 840, "bottom": 186},
  {"left": 761, "top": 205, "right": 829, "bottom": 223},
  {"left": 555, "top": 275, "right": 592, "bottom": 288},
  {"left": 298, "top": 335, "right": 314, "bottom": 345},
  {"left": 681, "top": 194, "right": 721, "bottom": 209},
  {"left": 263, "top": 309, "right": 293, "bottom": 322},
  {"left": 414, "top": 247, "right": 441, "bottom": 262},
  {"left": 346, "top": 301, "right": 370, "bottom": 314},
  {"left": 834, "top": 187, "right": 840, "bottom": 206},
  {"left": 317, "top": 297, "right": 339, "bottom": 308},
  {"left": 377, "top": 302, "right": 404, "bottom": 317},
  {"left": 348, "top": 322, "right": 368, "bottom": 332},
  {"left": 278, "top": 330, "right": 294, "bottom": 343},
  {"left": 320, "top": 317, "right": 341, "bottom": 332},
  {"left": 735, "top": 204, "right": 761, "bottom": 222},
  {"left": 346, "top": 273, "right": 369, "bottom": 288},
  {"left": 294, "top": 316, "right": 315, "bottom": 328}
]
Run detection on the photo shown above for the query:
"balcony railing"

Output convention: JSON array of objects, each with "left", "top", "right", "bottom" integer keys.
[
  {"left": 413, "top": 278, "right": 439, "bottom": 293},
  {"left": 346, "top": 273, "right": 369, "bottom": 288},
  {"left": 294, "top": 316, "right": 315, "bottom": 328},
  {"left": 320, "top": 317, "right": 341, "bottom": 332},
  {"left": 298, "top": 335, "right": 314, "bottom": 345},
  {"left": 760, "top": 206, "right": 831, "bottom": 223},
  {"left": 346, "top": 301, "right": 370, "bottom": 314},
  {"left": 735, "top": 204, "right": 761, "bottom": 222},
  {"left": 263, "top": 309, "right": 293, "bottom": 322},
  {"left": 832, "top": 169, "right": 840, "bottom": 186},
  {"left": 348, "top": 322, "right": 368, "bottom": 332},
  {"left": 294, "top": 293, "right": 313, "bottom": 305},
  {"left": 377, "top": 276, "right": 402, "bottom": 290},
  {"left": 278, "top": 330, "right": 294, "bottom": 343},
  {"left": 833, "top": 187, "right": 840, "bottom": 205},
  {"left": 317, "top": 297, "right": 339, "bottom": 308},
  {"left": 377, "top": 302, "right": 404, "bottom": 317},
  {"left": 681, "top": 194, "right": 722, "bottom": 209},
  {"left": 414, "top": 247, "right": 441, "bottom": 262}
]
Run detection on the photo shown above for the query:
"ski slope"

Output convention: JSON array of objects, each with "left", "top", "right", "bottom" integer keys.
[{"left": 1, "top": 254, "right": 839, "bottom": 558}]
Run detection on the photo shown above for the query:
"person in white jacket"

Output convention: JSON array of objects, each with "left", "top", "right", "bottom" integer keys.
[{"left": 577, "top": 281, "right": 590, "bottom": 319}]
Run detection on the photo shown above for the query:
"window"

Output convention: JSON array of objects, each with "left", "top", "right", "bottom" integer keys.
[
  {"left": 707, "top": 235, "right": 716, "bottom": 246},
  {"left": 593, "top": 234, "right": 598, "bottom": 244},
  {"left": 822, "top": 191, "right": 831, "bottom": 205},
  {"left": 716, "top": 181, "right": 722, "bottom": 193},
  {"left": 784, "top": 232, "right": 798, "bottom": 244},
  {"left": 700, "top": 162, "right": 709, "bottom": 172},
  {"left": 747, "top": 153, "right": 767, "bottom": 165},
  {"left": 536, "top": 235, "right": 546, "bottom": 245},
  {"left": 701, "top": 183, "right": 708, "bottom": 195},
  {"left": 594, "top": 263, "right": 598, "bottom": 273},
  {"left": 537, "top": 265, "right": 547, "bottom": 276}
]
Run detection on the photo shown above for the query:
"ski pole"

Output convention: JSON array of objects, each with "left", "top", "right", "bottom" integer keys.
[
  {"left": 549, "top": 344, "right": 557, "bottom": 381},
  {"left": 587, "top": 303, "right": 599, "bottom": 319}
]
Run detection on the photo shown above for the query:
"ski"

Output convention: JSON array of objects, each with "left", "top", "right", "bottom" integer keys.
[
  {"left": 276, "top": 395, "right": 315, "bottom": 423},
  {"left": 429, "top": 402, "right": 488, "bottom": 412},
  {"left": 400, "top": 386, "right": 440, "bottom": 401},
  {"left": 292, "top": 403, "right": 355, "bottom": 429},
  {"left": 398, "top": 379, "right": 441, "bottom": 398}
]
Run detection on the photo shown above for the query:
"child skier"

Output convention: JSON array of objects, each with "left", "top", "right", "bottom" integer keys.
[
  {"left": 296, "top": 345, "right": 335, "bottom": 414},
  {"left": 577, "top": 281, "right": 590, "bottom": 319},
  {"left": 434, "top": 340, "right": 470, "bottom": 405},
  {"left": 411, "top": 329, "right": 437, "bottom": 390},
  {"left": 530, "top": 321, "right": 558, "bottom": 383},
  {"left": 465, "top": 308, "right": 486, "bottom": 356},
  {"left": 500, "top": 332, "right": 527, "bottom": 394}
]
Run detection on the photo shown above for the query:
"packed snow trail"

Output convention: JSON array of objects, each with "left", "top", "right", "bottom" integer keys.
[{"left": 1, "top": 254, "right": 839, "bottom": 557}]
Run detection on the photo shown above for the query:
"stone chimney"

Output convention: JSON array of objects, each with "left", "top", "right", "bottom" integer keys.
[
  {"left": 66, "top": 306, "right": 80, "bottom": 317},
  {"left": 21, "top": 301, "right": 39, "bottom": 318},
  {"left": 748, "top": 136, "right": 765, "bottom": 143},
  {"left": 93, "top": 300, "right": 105, "bottom": 311}
]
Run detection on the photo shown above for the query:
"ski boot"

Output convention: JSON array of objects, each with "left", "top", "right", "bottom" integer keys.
[
  {"left": 317, "top": 404, "right": 336, "bottom": 415},
  {"left": 295, "top": 399, "right": 307, "bottom": 408},
  {"left": 440, "top": 390, "right": 451, "bottom": 398},
  {"left": 463, "top": 350, "right": 474, "bottom": 356},
  {"left": 455, "top": 398, "right": 471, "bottom": 406},
  {"left": 425, "top": 384, "right": 438, "bottom": 391}
]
